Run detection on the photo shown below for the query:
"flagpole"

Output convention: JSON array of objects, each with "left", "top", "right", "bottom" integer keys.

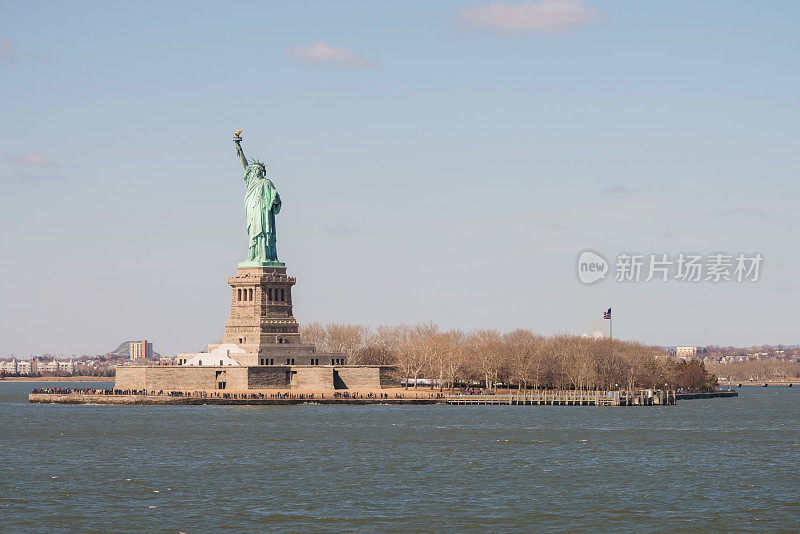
[
  {"left": 610, "top": 312, "right": 613, "bottom": 343},
  {"left": 609, "top": 306, "right": 614, "bottom": 391}
]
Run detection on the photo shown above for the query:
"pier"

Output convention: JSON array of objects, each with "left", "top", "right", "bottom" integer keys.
[
  {"left": 675, "top": 389, "right": 738, "bottom": 400},
  {"left": 446, "top": 389, "right": 677, "bottom": 406}
]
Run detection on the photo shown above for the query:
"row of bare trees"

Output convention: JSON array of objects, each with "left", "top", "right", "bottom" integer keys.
[
  {"left": 300, "top": 322, "right": 696, "bottom": 391},
  {"left": 707, "top": 360, "right": 800, "bottom": 381}
]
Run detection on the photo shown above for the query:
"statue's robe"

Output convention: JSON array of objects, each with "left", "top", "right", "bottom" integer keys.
[{"left": 244, "top": 170, "right": 281, "bottom": 262}]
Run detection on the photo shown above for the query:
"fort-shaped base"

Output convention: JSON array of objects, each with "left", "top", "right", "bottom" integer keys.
[{"left": 108, "top": 259, "right": 400, "bottom": 393}]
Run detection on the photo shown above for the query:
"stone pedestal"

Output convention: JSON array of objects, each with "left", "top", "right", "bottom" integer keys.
[
  {"left": 219, "top": 264, "right": 349, "bottom": 367},
  {"left": 223, "top": 266, "right": 300, "bottom": 351}
]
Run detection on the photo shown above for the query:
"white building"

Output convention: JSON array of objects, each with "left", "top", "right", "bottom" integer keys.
[
  {"left": 78, "top": 358, "right": 100, "bottom": 371},
  {"left": 43, "top": 359, "right": 75, "bottom": 375},
  {"left": 7, "top": 358, "right": 39, "bottom": 375},
  {"left": 676, "top": 346, "right": 699, "bottom": 360},
  {"left": 180, "top": 344, "right": 244, "bottom": 367},
  {"left": 1, "top": 359, "right": 18, "bottom": 374}
]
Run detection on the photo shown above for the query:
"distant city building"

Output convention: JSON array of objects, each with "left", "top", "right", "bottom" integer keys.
[
  {"left": 2, "top": 358, "right": 39, "bottom": 375},
  {"left": 675, "top": 346, "right": 699, "bottom": 360},
  {"left": 42, "top": 359, "right": 75, "bottom": 375},
  {"left": 129, "top": 340, "right": 153, "bottom": 360},
  {"left": 79, "top": 358, "right": 102, "bottom": 370},
  {"left": 106, "top": 340, "right": 159, "bottom": 359}
]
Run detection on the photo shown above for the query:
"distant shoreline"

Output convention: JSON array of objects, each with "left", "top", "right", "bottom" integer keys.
[
  {"left": 0, "top": 376, "right": 113, "bottom": 383},
  {"left": 719, "top": 380, "right": 800, "bottom": 386},
  {"left": 28, "top": 390, "right": 736, "bottom": 406}
]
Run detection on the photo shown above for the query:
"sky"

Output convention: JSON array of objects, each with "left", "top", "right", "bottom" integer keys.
[{"left": 1, "top": 1, "right": 798, "bottom": 357}]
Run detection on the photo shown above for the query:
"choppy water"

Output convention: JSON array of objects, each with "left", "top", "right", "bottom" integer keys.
[{"left": 1, "top": 383, "right": 798, "bottom": 533}]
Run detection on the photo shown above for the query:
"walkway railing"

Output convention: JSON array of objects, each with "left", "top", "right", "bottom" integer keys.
[{"left": 446, "top": 389, "right": 676, "bottom": 406}]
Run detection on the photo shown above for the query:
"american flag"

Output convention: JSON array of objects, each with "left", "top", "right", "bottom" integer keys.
[{"left": 603, "top": 307, "right": 612, "bottom": 319}]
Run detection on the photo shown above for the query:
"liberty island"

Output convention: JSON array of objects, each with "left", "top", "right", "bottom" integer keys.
[{"left": 26, "top": 133, "right": 699, "bottom": 406}]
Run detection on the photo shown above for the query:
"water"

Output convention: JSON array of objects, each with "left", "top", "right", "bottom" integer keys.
[{"left": 1, "top": 383, "right": 798, "bottom": 533}]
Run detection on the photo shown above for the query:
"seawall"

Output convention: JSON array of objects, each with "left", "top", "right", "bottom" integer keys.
[
  {"left": 676, "top": 390, "right": 738, "bottom": 400},
  {"left": 28, "top": 393, "right": 442, "bottom": 406},
  {"left": 29, "top": 389, "right": 739, "bottom": 406}
]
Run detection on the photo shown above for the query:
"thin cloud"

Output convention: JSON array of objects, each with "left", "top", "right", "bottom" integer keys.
[
  {"left": 456, "top": 0, "right": 604, "bottom": 35},
  {"left": 723, "top": 206, "right": 770, "bottom": 219},
  {"left": 540, "top": 223, "right": 567, "bottom": 231},
  {"left": 325, "top": 222, "right": 358, "bottom": 235},
  {"left": 600, "top": 185, "right": 638, "bottom": 194},
  {"left": 6, "top": 152, "right": 58, "bottom": 167},
  {"left": 290, "top": 42, "right": 370, "bottom": 67},
  {"left": 1, "top": 171, "right": 65, "bottom": 185}
]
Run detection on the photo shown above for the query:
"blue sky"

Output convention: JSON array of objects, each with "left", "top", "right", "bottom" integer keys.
[{"left": 1, "top": 1, "right": 798, "bottom": 356}]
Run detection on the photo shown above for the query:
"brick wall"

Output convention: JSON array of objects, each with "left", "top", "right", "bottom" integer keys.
[
  {"left": 293, "top": 367, "right": 334, "bottom": 389},
  {"left": 247, "top": 367, "right": 290, "bottom": 388},
  {"left": 335, "top": 367, "right": 381, "bottom": 389},
  {"left": 115, "top": 366, "right": 248, "bottom": 391},
  {"left": 115, "top": 366, "right": 147, "bottom": 389},
  {"left": 115, "top": 364, "right": 399, "bottom": 391}
]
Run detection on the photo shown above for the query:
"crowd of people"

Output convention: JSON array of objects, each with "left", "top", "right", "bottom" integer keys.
[
  {"left": 32, "top": 387, "right": 117, "bottom": 395},
  {"left": 165, "top": 390, "right": 317, "bottom": 400},
  {"left": 265, "top": 392, "right": 315, "bottom": 399},
  {"left": 331, "top": 391, "right": 445, "bottom": 399},
  {"left": 333, "top": 391, "right": 386, "bottom": 399},
  {"left": 31, "top": 387, "right": 448, "bottom": 401}
]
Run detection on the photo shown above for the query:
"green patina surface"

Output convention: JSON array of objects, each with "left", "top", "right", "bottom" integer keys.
[
  {"left": 238, "top": 260, "right": 286, "bottom": 268},
  {"left": 234, "top": 134, "right": 284, "bottom": 267}
]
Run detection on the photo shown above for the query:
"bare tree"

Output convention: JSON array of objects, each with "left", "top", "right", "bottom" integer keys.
[
  {"left": 441, "top": 330, "right": 468, "bottom": 392},
  {"left": 382, "top": 325, "right": 422, "bottom": 389},
  {"left": 504, "top": 329, "right": 539, "bottom": 391},
  {"left": 300, "top": 321, "right": 682, "bottom": 392},
  {"left": 469, "top": 329, "right": 502, "bottom": 392},
  {"left": 324, "top": 323, "right": 369, "bottom": 363},
  {"left": 357, "top": 328, "right": 398, "bottom": 365},
  {"left": 299, "top": 322, "right": 327, "bottom": 347}
]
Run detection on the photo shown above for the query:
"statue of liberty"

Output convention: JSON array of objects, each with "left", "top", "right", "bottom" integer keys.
[{"left": 233, "top": 131, "right": 283, "bottom": 267}]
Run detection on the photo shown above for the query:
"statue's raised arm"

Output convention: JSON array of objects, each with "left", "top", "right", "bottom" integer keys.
[{"left": 233, "top": 130, "right": 248, "bottom": 171}]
